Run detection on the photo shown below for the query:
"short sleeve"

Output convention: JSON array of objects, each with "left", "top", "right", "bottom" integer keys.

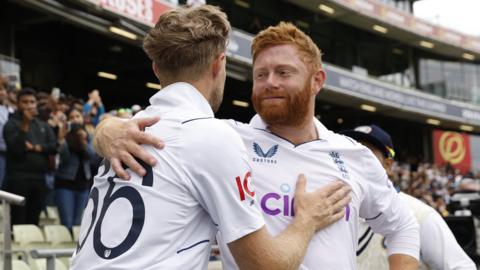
[
  {"left": 182, "top": 119, "right": 265, "bottom": 243},
  {"left": 359, "top": 149, "right": 396, "bottom": 219},
  {"left": 359, "top": 149, "right": 419, "bottom": 259}
]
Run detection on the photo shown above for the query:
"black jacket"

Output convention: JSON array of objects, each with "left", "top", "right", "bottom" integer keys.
[{"left": 3, "top": 112, "right": 57, "bottom": 181}]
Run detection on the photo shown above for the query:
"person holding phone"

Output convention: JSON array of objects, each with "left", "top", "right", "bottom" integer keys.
[
  {"left": 83, "top": 89, "right": 105, "bottom": 127},
  {"left": 55, "top": 108, "right": 95, "bottom": 230}
]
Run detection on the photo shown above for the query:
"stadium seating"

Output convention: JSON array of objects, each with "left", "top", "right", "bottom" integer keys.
[
  {"left": 13, "top": 225, "right": 47, "bottom": 249},
  {"left": 72, "top": 226, "right": 80, "bottom": 243},
  {"left": 33, "top": 258, "right": 68, "bottom": 270},
  {"left": 39, "top": 207, "right": 60, "bottom": 226},
  {"left": 43, "top": 225, "right": 75, "bottom": 248},
  {"left": 12, "top": 260, "right": 32, "bottom": 270}
]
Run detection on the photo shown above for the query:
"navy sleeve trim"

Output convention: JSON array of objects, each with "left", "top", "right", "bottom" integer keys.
[
  {"left": 365, "top": 212, "right": 382, "bottom": 221},
  {"left": 177, "top": 239, "right": 210, "bottom": 254},
  {"left": 345, "top": 136, "right": 357, "bottom": 145},
  {"left": 181, "top": 117, "right": 213, "bottom": 124}
]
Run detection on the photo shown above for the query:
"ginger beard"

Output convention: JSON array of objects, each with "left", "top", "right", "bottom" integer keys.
[{"left": 252, "top": 75, "right": 314, "bottom": 127}]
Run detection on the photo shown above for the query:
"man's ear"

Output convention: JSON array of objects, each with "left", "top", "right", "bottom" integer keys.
[
  {"left": 312, "top": 68, "right": 326, "bottom": 95},
  {"left": 212, "top": 53, "right": 226, "bottom": 78}
]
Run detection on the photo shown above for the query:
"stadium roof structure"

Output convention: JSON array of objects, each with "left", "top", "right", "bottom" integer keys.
[
  {"left": 7, "top": 0, "right": 480, "bottom": 132},
  {"left": 285, "top": 0, "right": 479, "bottom": 62}
]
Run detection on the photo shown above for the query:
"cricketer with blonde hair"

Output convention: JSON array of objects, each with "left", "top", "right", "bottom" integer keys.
[
  {"left": 72, "top": 5, "right": 351, "bottom": 270},
  {"left": 93, "top": 19, "right": 420, "bottom": 269}
]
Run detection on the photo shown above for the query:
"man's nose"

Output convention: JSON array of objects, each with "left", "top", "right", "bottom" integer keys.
[{"left": 265, "top": 73, "right": 279, "bottom": 90}]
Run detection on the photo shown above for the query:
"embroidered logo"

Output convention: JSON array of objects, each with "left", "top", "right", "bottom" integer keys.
[
  {"left": 329, "top": 151, "right": 350, "bottom": 180},
  {"left": 252, "top": 142, "right": 278, "bottom": 164}
]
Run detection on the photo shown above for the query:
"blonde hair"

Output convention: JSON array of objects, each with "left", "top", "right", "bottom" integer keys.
[
  {"left": 252, "top": 22, "right": 322, "bottom": 70},
  {"left": 143, "top": 5, "right": 230, "bottom": 83}
]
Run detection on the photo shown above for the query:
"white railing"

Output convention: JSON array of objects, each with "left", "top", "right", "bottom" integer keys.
[
  {"left": 30, "top": 248, "right": 75, "bottom": 270},
  {"left": 0, "top": 190, "right": 25, "bottom": 270}
]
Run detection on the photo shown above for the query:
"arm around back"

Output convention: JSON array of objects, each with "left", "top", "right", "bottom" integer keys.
[{"left": 92, "top": 116, "right": 163, "bottom": 180}]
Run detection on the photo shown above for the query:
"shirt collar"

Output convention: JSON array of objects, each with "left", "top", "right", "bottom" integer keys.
[
  {"left": 148, "top": 82, "right": 214, "bottom": 117},
  {"left": 249, "top": 114, "right": 332, "bottom": 141}
]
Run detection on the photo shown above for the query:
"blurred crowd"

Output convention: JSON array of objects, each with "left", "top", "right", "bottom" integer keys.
[
  {"left": 391, "top": 162, "right": 480, "bottom": 217},
  {"left": 0, "top": 74, "right": 479, "bottom": 231},
  {"left": 0, "top": 75, "right": 142, "bottom": 232}
]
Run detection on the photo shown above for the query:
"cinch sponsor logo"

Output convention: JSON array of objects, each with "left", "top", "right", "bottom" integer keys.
[
  {"left": 252, "top": 142, "right": 278, "bottom": 164},
  {"left": 261, "top": 183, "right": 294, "bottom": 216},
  {"left": 260, "top": 183, "right": 351, "bottom": 221},
  {"left": 236, "top": 172, "right": 255, "bottom": 204}
]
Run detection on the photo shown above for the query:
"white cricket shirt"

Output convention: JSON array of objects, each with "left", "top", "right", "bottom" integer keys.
[
  {"left": 218, "top": 115, "right": 419, "bottom": 270},
  {"left": 71, "top": 83, "right": 264, "bottom": 270},
  {"left": 357, "top": 193, "right": 476, "bottom": 270}
]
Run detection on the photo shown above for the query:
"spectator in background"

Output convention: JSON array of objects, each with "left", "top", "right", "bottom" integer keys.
[
  {"left": 55, "top": 108, "right": 94, "bottom": 230},
  {"left": 83, "top": 89, "right": 104, "bottom": 127},
  {"left": 47, "top": 100, "right": 67, "bottom": 139},
  {"left": 56, "top": 96, "right": 70, "bottom": 114},
  {"left": 36, "top": 90, "right": 65, "bottom": 182},
  {"left": 70, "top": 99, "right": 84, "bottom": 113},
  {"left": 0, "top": 75, "right": 9, "bottom": 189},
  {"left": 3, "top": 88, "right": 58, "bottom": 225},
  {"left": 392, "top": 161, "right": 471, "bottom": 215},
  {"left": 41, "top": 91, "right": 70, "bottom": 206},
  {"left": 36, "top": 91, "right": 52, "bottom": 117}
]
